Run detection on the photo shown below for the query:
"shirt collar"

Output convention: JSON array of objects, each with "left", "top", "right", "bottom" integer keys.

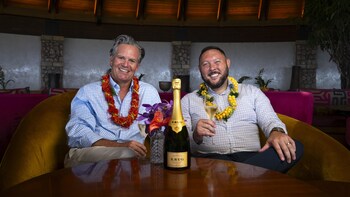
[
  {"left": 206, "top": 80, "right": 231, "bottom": 96},
  {"left": 109, "top": 75, "right": 135, "bottom": 94}
]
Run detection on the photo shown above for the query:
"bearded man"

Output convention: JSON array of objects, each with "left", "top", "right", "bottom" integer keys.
[{"left": 181, "top": 46, "right": 303, "bottom": 173}]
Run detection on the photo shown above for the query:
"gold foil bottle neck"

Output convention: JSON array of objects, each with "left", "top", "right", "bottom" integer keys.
[
  {"left": 169, "top": 78, "right": 185, "bottom": 133},
  {"left": 172, "top": 78, "right": 181, "bottom": 90}
]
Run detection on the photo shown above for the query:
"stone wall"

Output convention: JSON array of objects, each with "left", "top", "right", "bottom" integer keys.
[
  {"left": 171, "top": 41, "right": 191, "bottom": 92},
  {"left": 41, "top": 35, "right": 64, "bottom": 89},
  {"left": 295, "top": 40, "right": 317, "bottom": 89},
  {"left": 37, "top": 37, "right": 322, "bottom": 91}
]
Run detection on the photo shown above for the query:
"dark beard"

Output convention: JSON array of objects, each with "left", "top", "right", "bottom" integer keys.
[{"left": 201, "top": 66, "right": 229, "bottom": 90}]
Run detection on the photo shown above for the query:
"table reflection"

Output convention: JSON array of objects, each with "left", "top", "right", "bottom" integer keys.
[
  {"left": 71, "top": 157, "right": 268, "bottom": 193},
  {"left": 3, "top": 158, "right": 325, "bottom": 197}
]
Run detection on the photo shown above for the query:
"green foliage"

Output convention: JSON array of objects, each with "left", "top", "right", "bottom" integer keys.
[
  {"left": 237, "top": 76, "right": 251, "bottom": 83},
  {"left": 238, "top": 68, "right": 273, "bottom": 88},
  {"left": 304, "top": 0, "right": 350, "bottom": 88},
  {"left": 254, "top": 68, "right": 273, "bottom": 88},
  {"left": 305, "top": 0, "right": 350, "bottom": 49},
  {"left": 0, "top": 66, "right": 15, "bottom": 89}
]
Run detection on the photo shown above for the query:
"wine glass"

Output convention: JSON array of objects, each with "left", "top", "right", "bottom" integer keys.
[
  {"left": 204, "top": 97, "right": 218, "bottom": 121},
  {"left": 138, "top": 122, "right": 147, "bottom": 138},
  {"left": 203, "top": 97, "right": 218, "bottom": 144}
]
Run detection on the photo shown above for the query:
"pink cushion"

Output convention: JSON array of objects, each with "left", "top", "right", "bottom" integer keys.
[
  {"left": 264, "top": 91, "right": 314, "bottom": 125},
  {"left": 0, "top": 94, "right": 49, "bottom": 160}
]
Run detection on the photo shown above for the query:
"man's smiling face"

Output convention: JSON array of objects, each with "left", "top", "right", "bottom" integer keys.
[
  {"left": 199, "top": 49, "right": 230, "bottom": 90},
  {"left": 110, "top": 43, "right": 140, "bottom": 84}
]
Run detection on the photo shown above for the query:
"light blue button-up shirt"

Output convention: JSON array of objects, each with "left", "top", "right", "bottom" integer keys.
[
  {"left": 66, "top": 76, "right": 161, "bottom": 148},
  {"left": 181, "top": 83, "right": 286, "bottom": 154}
]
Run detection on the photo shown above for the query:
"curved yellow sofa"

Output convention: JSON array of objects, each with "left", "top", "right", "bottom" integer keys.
[
  {"left": 0, "top": 91, "right": 74, "bottom": 191},
  {"left": 268, "top": 114, "right": 350, "bottom": 182},
  {"left": 1, "top": 91, "right": 350, "bottom": 192}
]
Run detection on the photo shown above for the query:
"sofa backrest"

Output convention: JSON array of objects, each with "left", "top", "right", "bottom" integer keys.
[
  {"left": 300, "top": 89, "right": 350, "bottom": 106},
  {"left": 278, "top": 114, "right": 350, "bottom": 182},
  {"left": 0, "top": 91, "right": 76, "bottom": 191},
  {"left": 0, "top": 93, "right": 50, "bottom": 160},
  {"left": 264, "top": 91, "right": 314, "bottom": 125}
]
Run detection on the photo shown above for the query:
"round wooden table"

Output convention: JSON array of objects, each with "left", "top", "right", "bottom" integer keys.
[{"left": 2, "top": 158, "right": 326, "bottom": 197}]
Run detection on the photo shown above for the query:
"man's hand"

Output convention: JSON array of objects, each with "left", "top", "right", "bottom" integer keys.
[
  {"left": 259, "top": 131, "right": 296, "bottom": 163},
  {"left": 92, "top": 139, "right": 147, "bottom": 158},
  {"left": 193, "top": 119, "right": 216, "bottom": 144}
]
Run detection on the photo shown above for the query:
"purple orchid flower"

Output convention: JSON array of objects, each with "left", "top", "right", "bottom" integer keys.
[{"left": 137, "top": 99, "right": 173, "bottom": 125}]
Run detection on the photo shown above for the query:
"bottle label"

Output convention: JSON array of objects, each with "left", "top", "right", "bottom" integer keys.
[
  {"left": 167, "top": 152, "right": 188, "bottom": 168},
  {"left": 169, "top": 120, "right": 186, "bottom": 133}
]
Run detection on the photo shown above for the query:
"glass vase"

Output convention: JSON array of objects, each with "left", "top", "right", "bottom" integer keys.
[{"left": 149, "top": 129, "right": 164, "bottom": 164}]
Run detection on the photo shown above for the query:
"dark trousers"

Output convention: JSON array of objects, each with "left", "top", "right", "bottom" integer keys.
[{"left": 192, "top": 139, "right": 303, "bottom": 173}]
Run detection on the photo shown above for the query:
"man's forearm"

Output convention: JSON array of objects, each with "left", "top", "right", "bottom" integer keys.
[{"left": 92, "top": 139, "right": 122, "bottom": 147}]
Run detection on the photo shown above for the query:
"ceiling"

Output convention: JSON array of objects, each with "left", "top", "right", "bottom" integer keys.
[
  {"left": 0, "top": 0, "right": 306, "bottom": 42},
  {"left": 0, "top": 0, "right": 305, "bottom": 26}
]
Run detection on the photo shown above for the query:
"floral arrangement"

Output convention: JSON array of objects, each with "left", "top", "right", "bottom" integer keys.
[{"left": 137, "top": 100, "right": 173, "bottom": 136}]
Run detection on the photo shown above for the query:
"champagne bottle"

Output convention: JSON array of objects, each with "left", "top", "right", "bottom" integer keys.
[{"left": 164, "top": 78, "right": 191, "bottom": 170}]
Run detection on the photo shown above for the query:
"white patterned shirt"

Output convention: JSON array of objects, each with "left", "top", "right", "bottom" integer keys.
[
  {"left": 181, "top": 83, "right": 286, "bottom": 154},
  {"left": 66, "top": 76, "right": 161, "bottom": 148}
]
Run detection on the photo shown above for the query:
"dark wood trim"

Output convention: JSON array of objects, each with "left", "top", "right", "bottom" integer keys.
[
  {"left": 54, "top": 0, "right": 59, "bottom": 13},
  {"left": 258, "top": 0, "right": 269, "bottom": 20},
  {"left": 217, "top": 0, "right": 222, "bottom": 21},
  {"left": 48, "top": 0, "right": 59, "bottom": 13},
  {"left": 47, "top": 0, "right": 52, "bottom": 12},
  {"left": 94, "top": 0, "right": 103, "bottom": 24},
  {"left": 301, "top": 0, "right": 305, "bottom": 18},
  {"left": 220, "top": 0, "right": 228, "bottom": 21},
  {"left": 217, "top": 0, "right": 228, "bottom": 21},
  {"left": 136, "top": 0, "right": 146, "bottom": 19},
  {"left": 0, "top": 15, "right": 301, "bottom": 42},
  {"left": 177, "top": 0, "right": 187, "bottom": 21},
  {"left": 94, "top": 0, "right": 98, "bottom": 16}
]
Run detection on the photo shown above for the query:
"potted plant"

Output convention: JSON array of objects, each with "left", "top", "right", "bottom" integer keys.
[
  {"left": 0, "top": 66, "right": 15, "bottom": 90},
  {"left": 254, "top": 68, "right": 273, "bottom": 91},
  {"left": 238, "top": 68, "right": 273, "bottom": 91}
]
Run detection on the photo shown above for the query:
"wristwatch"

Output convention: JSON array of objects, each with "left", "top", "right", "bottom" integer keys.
[{"left": 271, "top": 127, "right": 286, "bottom": 134}]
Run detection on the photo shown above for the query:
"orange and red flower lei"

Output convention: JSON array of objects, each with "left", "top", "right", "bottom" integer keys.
[{"left": 101, "top": 74, "right": 139, "bottom": 128}]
